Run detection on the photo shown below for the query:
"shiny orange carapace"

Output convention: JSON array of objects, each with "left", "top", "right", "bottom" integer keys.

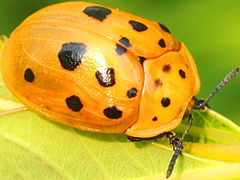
[{"left": 1, "top": 2, "right": 200, "bottom": 138}]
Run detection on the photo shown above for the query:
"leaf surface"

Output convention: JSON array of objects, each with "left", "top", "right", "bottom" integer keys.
[{"left": 0, "top": 37, "right": 239, "bottom": 180}]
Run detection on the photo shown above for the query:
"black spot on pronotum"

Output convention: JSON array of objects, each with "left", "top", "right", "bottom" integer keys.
[
  {"left": 161, "top": 97, "right": 171, "bottom": 107},
  {"left": 152, "top": 116, "right": 158, "bottom": 121},
  {"left": 58, "top": 43, "right": 86, "bottom": 71},
  {"left": 83, "top": 6, "right": 111, "bottom": 21},
  {"left": 138, "top": 56, "right": 146, "bottom": 64},
  {"left": 127, "top": 88, "right": 138, "bottom": 98},
  {"left": 179, "top": 69, "right": 186, "bottom": 79},
  {"left": 103, "top": 106, "right": 122, "bottom": 119},
  {"left": 158, "top": 39, "right": 166, "bottom": 48},
  {"left": 66, "top": 95, "right": 83, "bottom": 112},
  {"left": 163, "top": 64, "right": 171, "bottom": 72},
  {"left": 119, "top": 37, "right": 131, "bottom": 47},
  {"left": 24, "top": 68, "right": 35, "bottom": 82},
  {"left": 159, "top": 23, "right": 171, "bottom": 33},
  {"left": 154, "top": 79, "right": 162, "bottom": 87},
  {"left": 95, "top": 68, "right": 115, "bottom": 87},
  {"left": 129, "top": 20, "right": 148, "bottom": 32}
]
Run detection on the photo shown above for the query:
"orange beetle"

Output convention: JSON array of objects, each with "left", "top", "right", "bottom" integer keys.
[
  {"left": 1, "top": 2, "right": 238, "bottom": 178},
  {"left": 1, "top": 1, "right": 200, "bottom": 135}
]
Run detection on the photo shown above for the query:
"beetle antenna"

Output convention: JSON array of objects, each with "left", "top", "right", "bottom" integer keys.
[
  {"left": 166, "top": 147, "right": 181, "bottom": 179},
  {"left": 166, "top": 114, "right": 193, "bottom": 178},
  {"left": 195, "top": 67, "right": 239, "bottom": 109}
]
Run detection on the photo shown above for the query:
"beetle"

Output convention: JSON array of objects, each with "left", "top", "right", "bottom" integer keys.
[{"left": 1, "top": 2, "right": 239, "bottom": 178}]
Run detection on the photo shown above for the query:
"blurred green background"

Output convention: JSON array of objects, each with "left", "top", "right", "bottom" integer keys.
[{"left": 0, "top": 0, "right": 239, "bottom": 124}]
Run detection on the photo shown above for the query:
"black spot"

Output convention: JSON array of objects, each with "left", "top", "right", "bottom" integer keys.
[
  {"left": 24, "top": 68, "right": 35, "bottom": 82},
  {"left": 138, "top": 56, "right": 146, "bottom": 64},
  {"left": 154, "top": 79, "right": 162, "bottom": 87},
  {"left": 83, "top": 6, "right": 111, "bottom": 21},
  {"left": 158, "top": 39, "right": 166, "bottom": 48},
  {"left": 179, "top": 69, "right": 186, "bottom": 79},
  {"left": 95, "top": 68, "right": 115, "bottom": 87},
  {"left": 119, "top": 37, "right": 131, "bottom": 47},
  {"left": 152, "top": 116, "right": 158, "bottom": 121},
  {"left": 129, "top": 20, "right": 148, "bottom": 32},
  {"left": 116, "top": 44, "right": 127, "bottom": 55},
  {"left": 58, "top": 43, "right": 86, "bottom": 71},
  {"left": 66, "top": 95, "right": 83, "bottom": 112},
  {"left": 127, "top": 88, "right": 138, "bottom": 98},
  {"left": 103, "top": 106, "right": 122, "bottom": 119},
  {"left": 163, "top": 64, "right": 171, "bottom": 72},
  {"left": 161, "top": 97, "right": 171, "bottom": 107},
  {"left": 159, "top": 23, "right": 171, "bottom": 33}
]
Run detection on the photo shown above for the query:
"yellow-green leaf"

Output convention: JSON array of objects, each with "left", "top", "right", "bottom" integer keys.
[{"left": 0, "top": 37, "right": 239, "bottom": 180}]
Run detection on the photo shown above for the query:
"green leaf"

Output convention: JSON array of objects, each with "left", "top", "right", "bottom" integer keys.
[{"left": 0, "top": 39, "right": 240, "bottom": 180}]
